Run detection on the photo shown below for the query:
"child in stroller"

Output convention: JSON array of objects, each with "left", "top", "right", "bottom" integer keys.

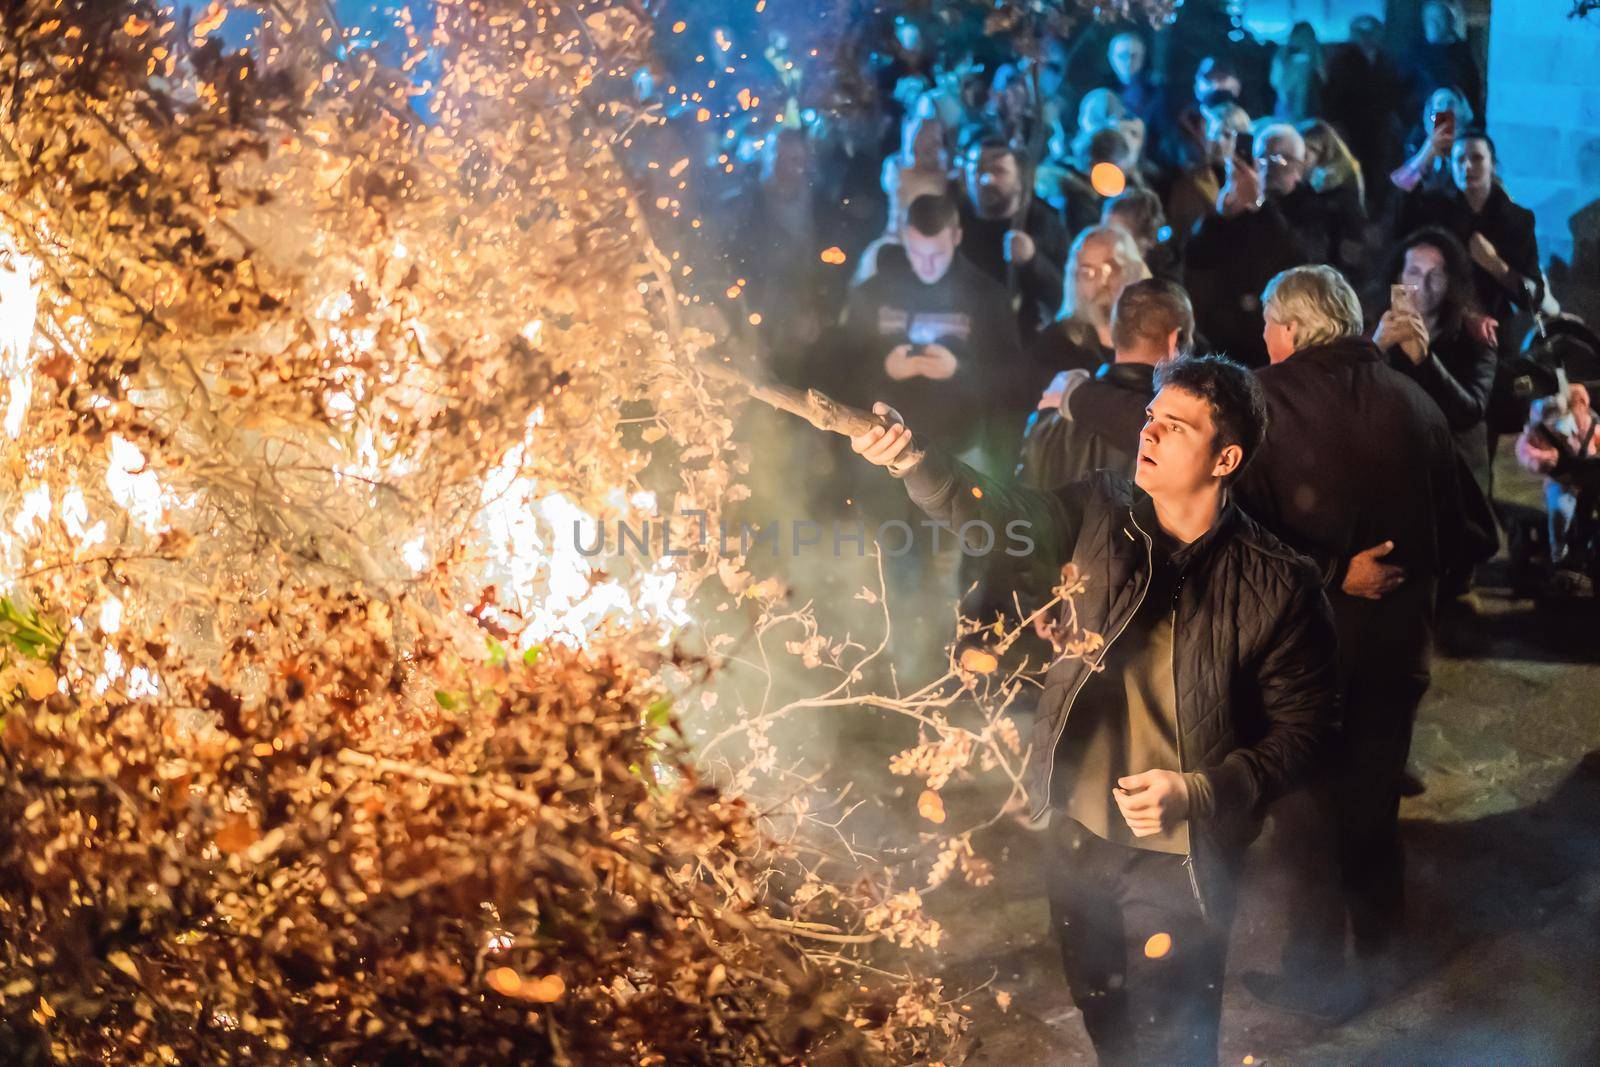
[{"left": 1515, "top": 380, "right": 1600, "bottom": 596}]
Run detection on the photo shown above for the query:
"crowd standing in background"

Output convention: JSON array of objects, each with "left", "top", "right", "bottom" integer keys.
[{"left": 625, "top": 2, "right": 1598, "bottom": 1063}]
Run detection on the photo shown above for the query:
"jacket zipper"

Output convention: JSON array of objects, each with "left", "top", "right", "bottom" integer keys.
[
  {"left": 1172, "top": 593, "right": 1208, "bottom": 920},
  {"left": 1035, "top": 509, "right": 1155, "bottom": 820}
]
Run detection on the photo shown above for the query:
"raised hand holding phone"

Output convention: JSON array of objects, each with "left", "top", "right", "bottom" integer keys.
[
  {"left": 1390, "top": 283, "right": 1417, "bottom": 319},
  {"left": 1376, "top": 284, "right": 1429, "bottom": 365},
  {"left": 1430, "top": 108, "right": 1456, "bottom": 156}
]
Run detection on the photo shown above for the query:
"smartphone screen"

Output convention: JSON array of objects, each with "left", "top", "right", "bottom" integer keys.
[{"left": 1391, "top": 283, "right": 1417, "bottom": 316}]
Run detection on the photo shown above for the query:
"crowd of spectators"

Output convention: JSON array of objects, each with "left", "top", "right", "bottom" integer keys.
[
  {"left": 630, "top": 2, "right": 1570, "bottom": 578},
  {"left": 625, "top": 15, "right": 1595, "bottom": 664}
]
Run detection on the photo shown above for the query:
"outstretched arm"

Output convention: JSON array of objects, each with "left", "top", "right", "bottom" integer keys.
[{"left": 851, "top": 406, "right": 1088, "bottom": 574}]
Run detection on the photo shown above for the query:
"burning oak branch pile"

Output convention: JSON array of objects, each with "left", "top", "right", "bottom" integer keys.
[{"left": 0, "top": 1, "right": 961, "bottom": 1062}]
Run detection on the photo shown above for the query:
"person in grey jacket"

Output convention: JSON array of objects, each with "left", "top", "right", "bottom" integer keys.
[{"left": 851, "top": 354, "right": 1339, "bottom": 1067}]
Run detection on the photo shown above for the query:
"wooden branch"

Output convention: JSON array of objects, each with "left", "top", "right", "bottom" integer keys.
[
  {"left": 697, "top": 359, "right": 926, "bottom": 475},
  {"left": 747, "top": 915, "right": 880, "bottom": 945},
  {"left": 335, "top": 747, "right": 546, "bottom": 812}
]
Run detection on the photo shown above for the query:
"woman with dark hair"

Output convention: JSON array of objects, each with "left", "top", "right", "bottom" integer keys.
[
  {"left": 1270, "top": 21, "right": 1325, "bottom": 124},
  {"left": 1395, "top": 130, "right": 1543, "bottom": 333},
  {"left": 1373, "top": 226, "right": 1499, "bottom": 595}
]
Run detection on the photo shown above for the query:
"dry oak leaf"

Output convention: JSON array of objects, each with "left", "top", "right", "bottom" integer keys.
[
  {"left": 18, "top": 662, "right": 56, "bottom": 701},
  {"left": 213, "top": 812, "right": 259, "bottom": 855},
  {"left": 958, "top": 647, "right": 998, "bottom": 675}
]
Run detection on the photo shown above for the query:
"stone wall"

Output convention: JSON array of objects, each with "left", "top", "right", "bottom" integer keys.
[
  {"left": 1486, "top": 3, "right": 1600, "bottom": 318},
  {"left": 1240, "top": 0, "right": 1385, "bottom": 42}
]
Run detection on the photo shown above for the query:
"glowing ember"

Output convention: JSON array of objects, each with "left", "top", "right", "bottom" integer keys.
[
  {"left": 1091, "top": 162, "right": 1128, "bottom": 198},
  {"left": 1144, "top": 932, "right": 1173, "bottom": 959}
]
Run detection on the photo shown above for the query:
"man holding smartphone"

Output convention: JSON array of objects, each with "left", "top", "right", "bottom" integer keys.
[
  {"left": 833, "top": 192, "right": 1022, "bottom": 459},
  {"left": 1184, "top": 124, "right": 1361, "bottom": 368},
  {"left": 850, "top": 354, "right": 1339, "bottom": 1066}
]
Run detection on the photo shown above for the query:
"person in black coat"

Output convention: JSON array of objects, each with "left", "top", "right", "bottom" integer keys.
[
  {"left": 829, "top": 194, "right": 1027, "bottom": 631},
  {"left": 1394, "top": 131, "right": 1542, "bottom": 334},
  {"left": 834, "top": 194, "right": 1022, "bottom": 459},
  {"left": 957, "top": 137, "right": 1072, "bottom": 339},
  {"left": 1322, "top": 15, "right": 1405, "bottom": 214},
  {"left": 1372, "top": 228, "right": 1500, "bottom": 595},
  {"left": 1234, "top": 265, "right": 1481, "bottom": 1013},
  {"left": 1185, "top": 125, "right": 1327, "bottom": 368},
  {"left": 1405, "top": 0, "right": 1484, "bottom": 121}
]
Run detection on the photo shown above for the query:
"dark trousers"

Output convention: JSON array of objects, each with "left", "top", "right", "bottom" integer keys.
[
  {"left": 1337, "top": 674, "right": 1425, "bottom": 956},
  {"left": 1276, "top": 679, "right": 1423, "bottom": 976},
  {"left": 1277, "top": 583, "right": 1433, "bottom": 973},
  {"left": 1044, "top": 819, "right": 1233, "bottom": 1067}
]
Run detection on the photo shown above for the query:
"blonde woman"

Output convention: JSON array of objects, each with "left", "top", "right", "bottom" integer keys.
[
  {"left": 1299, "top": 118, "right": 1371, "bottom": 270},
  {"left": 1298, "top": 119, "right": 1364, "bottom": 207}
]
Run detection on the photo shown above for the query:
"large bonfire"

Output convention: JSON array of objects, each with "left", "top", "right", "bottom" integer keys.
[
  {"left": 0, "top": 1, "right": 977, "bottom": 1062},
  {"left": 0, "top": 0, "right": 1177, "bottom": 1062}
]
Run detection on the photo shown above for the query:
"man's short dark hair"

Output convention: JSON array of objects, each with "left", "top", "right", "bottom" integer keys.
[
  {"left": 1153, "top": 354, "right": 1269, "bottom": 481},
  {"left": 1197, "top": 87, "right": 1241, "bottom": 109},
  {"left": 1087, "top": 126, "right": 1130, "bottom": 165},
  {"left": 1197, "top": 55, "right": 1240, "bottom": 82},
  {"left": 1112, "top": 279, "right": 1195, "bottom": 356},
  {"left": 1454, "top": 127, "right": 1496, "bottom": 159},
  {"left": 1102, "top": 188, "right": 1167, "bottom": 245},
  {"left": 906, "top": 193, "right": 960, "bottom": 236},
  {"left": 966, "top": 135, "right": 1019, "bottom": 166}
]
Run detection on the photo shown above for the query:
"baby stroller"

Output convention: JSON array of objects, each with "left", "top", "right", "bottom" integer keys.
[{"left": 1503, "top": 314, "right": 1600, "bottom": 598}]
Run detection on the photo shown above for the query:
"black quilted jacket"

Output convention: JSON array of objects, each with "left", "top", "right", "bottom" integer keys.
[{"left": 901, "top": 458, "right": 1339, "bottom": 915}]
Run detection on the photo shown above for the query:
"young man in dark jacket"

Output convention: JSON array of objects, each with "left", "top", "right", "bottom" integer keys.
[
  {"left": 835, "top": 193, "right": 1022, "bottom": 455},
  {"left": 852, "top": 355, "right": 1339, "bottom": 1067}
]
